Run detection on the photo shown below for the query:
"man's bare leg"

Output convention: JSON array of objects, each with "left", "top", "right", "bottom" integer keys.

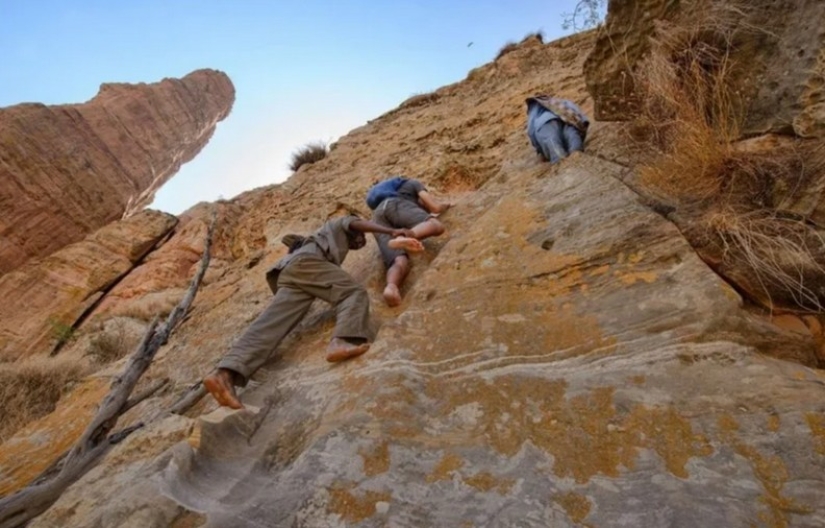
[
  {"left": 203, "top": 368, "right": 244, "bottom": 409},
  {"left": 387, "top": 237, "right": 424, "bottom": 252},
  {"left": 383, "top": 255, "right": 409, "bottom": 307},
  {"left": 411, "top": 218, "right": 445, "bottom": 240},
  {"left": 326, "top": 337, "right": 370, "bottom": 363}
]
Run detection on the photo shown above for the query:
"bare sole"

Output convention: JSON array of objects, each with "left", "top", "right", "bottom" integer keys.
[
  {"left": 326, "top": 343, "right": 370, "bottom": 363},
  {"left": 388, "top": 237, "right": 424, "bottom": 253},
  {"left": 203, "top": 375, "right": 244, "bottom": 409}
]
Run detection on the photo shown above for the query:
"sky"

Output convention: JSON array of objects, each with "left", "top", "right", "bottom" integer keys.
[{"left": 1, "top": 0, "right": 588, "bottom": 214}]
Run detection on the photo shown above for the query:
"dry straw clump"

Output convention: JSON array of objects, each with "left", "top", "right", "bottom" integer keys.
[
  {"left": 495, "top": 31, "right": 544, "bottom": 61},
  {"left": 633, "top": 2, "right": 747, "bottom": 203},
  {"left": 86, "top": 318, "right": 144, "bottom": 364},
  {"left": 289, "top": 141, "right": 329, "bottom": 172},
  {"left": 704, "top": 209, "right": 825, "bottom": 312},
  {"left": 106, "top": 292, "right": 180, "bottom": 322},
  {"left": 0, "top": 356, "right": 90, "bottom": 442},
  {"left": 631, "top": 1, "right": 825, "bottom": 312}
]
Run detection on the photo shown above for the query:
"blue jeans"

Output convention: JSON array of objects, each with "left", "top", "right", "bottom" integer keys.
[{"left": 533, "top": 119, "right": 584, "bottom": 163}]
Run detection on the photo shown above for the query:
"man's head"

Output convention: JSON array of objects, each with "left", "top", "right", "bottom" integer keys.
[{"left": 347, "top": 230, "right": 366, "bottom": 250}]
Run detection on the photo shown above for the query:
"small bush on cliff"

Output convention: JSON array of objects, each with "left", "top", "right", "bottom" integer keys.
[
  {"left": 0, "top": 357, "right": 90, "bottom": 441},
  {"left": 289, "top": 141, "right": 329, "bottom": 172},
  {"left": 109, "top": 294, "right": 180, "bottom": 323},
  {"left": 495, "top": 31, "right": 544, "bottom": 61},
  {"left": 495, "top": 41, "right": 518, "bottom": 60},
  {"left": 48, "top": 318, "right": 76, "bottom": 347}
]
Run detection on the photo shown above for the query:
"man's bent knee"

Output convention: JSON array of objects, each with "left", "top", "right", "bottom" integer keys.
[{"left": 419, "top": 218, "right": 445, "bottom": 237}]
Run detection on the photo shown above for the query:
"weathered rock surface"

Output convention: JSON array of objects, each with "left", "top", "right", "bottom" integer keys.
[
  {"left": 585, "top": 0, "right": 825, "bottom": 137},
  {"left": 0, "top": 209, "right": 177, "bottom": 360},
  {"left": 0, "top": 69, "right": 234, "bottom": 275},
  {"left": 4, "top": 25, "right": 825, "bottom": 528}
]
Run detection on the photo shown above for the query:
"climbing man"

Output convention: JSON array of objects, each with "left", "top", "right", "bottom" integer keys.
[
  {"left": 203, "top": 214, "right": 424, "bottom": 409},
  {"left": 525, "top": 94, "right": 590, "bottom": 164},
  {"left": 367, "top": 177, "right": 452, "bottom": 307}
]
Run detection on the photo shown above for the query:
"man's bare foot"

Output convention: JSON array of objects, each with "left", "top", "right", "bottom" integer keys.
[
  {"left": 326, "top": 338, "right": 370, "bottom": 363},
  {"left": 203, "top": 369, "right": 244, "bottom": 409},
  {"left": 383, "top": 284, "right": 402, "bottom": 307},
  {"left": 388, "top": 236, "right": 424, "bottom": 253}
]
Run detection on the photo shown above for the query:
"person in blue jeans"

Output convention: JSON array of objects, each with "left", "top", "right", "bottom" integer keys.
[{"left": 525, "top": 95, "right": 590, "bottom": 164}]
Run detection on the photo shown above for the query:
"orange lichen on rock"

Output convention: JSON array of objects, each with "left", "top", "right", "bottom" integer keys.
[
  {"left": 555, "top": 492, "right": 593, "bottom": 524},
  {"left": 427, "top": 453, "right": 465, "bottom": 483},
  {"left": 717, "top": 414, "right": 813, "bottom": 527},
  {"left": 360, "top": 441, "right": 391, "bottom": 477},
  {"left": 327, "top": 484, "right": 392, "bottom": 523}
]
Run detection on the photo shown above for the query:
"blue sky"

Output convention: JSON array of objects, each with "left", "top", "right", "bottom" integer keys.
[{"left": 1, "top": 1, "right": 586, "bottom": 214}]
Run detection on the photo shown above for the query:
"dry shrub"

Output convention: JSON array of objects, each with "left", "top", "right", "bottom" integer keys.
[
  {"left": 87, "top": 318, "right": 143, "bottom": 364},
  {"left": 399, "top": 91, "right": 440, "bottom": 110},
  {"left": 108, "top": 291, "right": 181, "bottom": 322},
  {"left": 495, "top": 41, "right": 518, "bottom": 60},
  {"left": 634, "top": 2, "right": 747, "bottom": 203},
  {"left": 632, "top": 1, "right": 825, "bottom": 312},
  {"left": 0, "top": 356, "right": 90, "bottom": 442},
  {"left": 705, "top": 209, "right": 825, "bottom": 311},
  {"left": 289, "top": 141, "right": 329, "bottom": 172}
]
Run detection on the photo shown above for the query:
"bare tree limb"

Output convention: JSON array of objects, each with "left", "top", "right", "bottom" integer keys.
[
  {"left": 0, "top": 211, "right": 217, "bottom": 528},
  {"left": 562, "top": 0, "right": 607, "bottom": 31},
  {"left": 122, "top": 378, "right": 169, "bottom": 415},
  {"left": 166, "top": 382, "right": 207, "bottom": 416}
]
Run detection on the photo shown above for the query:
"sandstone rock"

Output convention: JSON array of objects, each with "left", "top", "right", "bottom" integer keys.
[
  {"left": 7, "top": 28, "right": 825, "bottom": 527},
  {"left": 27, "top": 415, "right": 197, "bottom": 528},
  {"left": 0, "top": 69, "right": 234, "bottom": 275},
  {"left": 152, "top": 156, "right": 825, "bottom": 527},
  {"left": 0, "top": 209, "right": 177, "bottom": 360},
  {"left": 585, "top": 0, "right": 825, "bottom": 138}
]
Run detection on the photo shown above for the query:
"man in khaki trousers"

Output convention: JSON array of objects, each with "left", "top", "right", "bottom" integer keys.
[{"left": 204, "top": 215, "right": 423, "bottom": 409}]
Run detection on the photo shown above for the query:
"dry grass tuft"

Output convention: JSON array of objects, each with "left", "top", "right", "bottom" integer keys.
[
  {"left": 289, "top": 141, "right": 329, "bottom": 172},
  {"left": 631, "top": 0, "right": 825, "bottom": 312},
  {"left": 106, "top": 292, "right": 181, "bottom": 322},
  {"left": 633, "top": 3, "right": 748, "bottom": 203},
  {"left": 400, "top": 91, "right": 441, "bottom": 110},
  {"left": 86, "top": 318, "right": 143, "bottom": 364},
  {"left": 495, "top": 41, "right": 519, "bottom": 60},
  {"left": 705, "top": 209, "right": 825, "bottom": 311},
  {"left": 0, "top": 356, "right": 90, "bottom": 442}
]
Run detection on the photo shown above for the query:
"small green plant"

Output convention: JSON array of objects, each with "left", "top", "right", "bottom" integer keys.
[
  {"left": 48, "top": 318, "right": 75, "bottom": 346},
  {"left": 289, "top": 141, "right": 329, "bottom": 172}
]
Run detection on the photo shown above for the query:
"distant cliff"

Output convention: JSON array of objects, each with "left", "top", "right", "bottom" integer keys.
[{"left": 0, "top": 69, "right": 235, "bottom": 275}]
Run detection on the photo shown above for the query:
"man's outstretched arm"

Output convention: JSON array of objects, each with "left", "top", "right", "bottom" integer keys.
[{"left": 350, "top": 219, "right": 414, "bottom": 238}]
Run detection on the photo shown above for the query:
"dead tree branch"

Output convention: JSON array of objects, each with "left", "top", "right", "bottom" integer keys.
[
  {"left": 166, "top": 382, "right": 207, "bottom": 416},
  {"left": 0, "top": 212, "right": 216, "bottom": 528}
]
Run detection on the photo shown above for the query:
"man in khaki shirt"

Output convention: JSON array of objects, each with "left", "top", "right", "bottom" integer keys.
[{"left": 204, "top": 215, "right": 423, "bottom": 409}]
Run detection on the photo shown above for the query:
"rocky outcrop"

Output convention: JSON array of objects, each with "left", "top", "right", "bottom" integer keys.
[
  {"left": 3, "top": 26, "right": 825, "bottom": 528},
  {"left": 0, "top": 209, "right": 177, "bottom": 360},
  {"left": 27, "top": 155, "right": 825, "bottom": 528},
  {"left": 0, "top": 69, "right": 234, "bottom": 275},
  {"left": 584, "top": 0, "right": 825, "bottom": 137}
]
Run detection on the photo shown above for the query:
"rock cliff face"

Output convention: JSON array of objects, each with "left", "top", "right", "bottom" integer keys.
[
  {"left": 2, "top": 7, "right": 825, "bottom": 528},
  {"left": 0, "top": 69, "right": 235, "bottom": 275},
  {"left": 0, "top": 209, "right": 177, "bottom": 360},
  {"left": 585, "top": 0, "right": 825, "bottom": 137}
]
